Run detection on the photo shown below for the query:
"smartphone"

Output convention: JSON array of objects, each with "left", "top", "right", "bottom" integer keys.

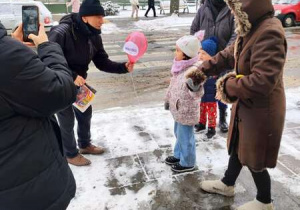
[{"left": 22, "top": 5, "right": 39, "bottom": 42}]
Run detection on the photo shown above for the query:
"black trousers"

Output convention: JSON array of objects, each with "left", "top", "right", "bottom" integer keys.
[
  {"left": 145, "top": 6, "right": 156, "bottom": 17},
  {"left": 57, "top": 105, "right": 92, "bottom": 158},
  {"left": 221, "top": 152, "right": 272, "bottom": 204}
]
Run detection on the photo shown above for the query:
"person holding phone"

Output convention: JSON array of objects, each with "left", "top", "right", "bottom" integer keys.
[
  {"left": 0, "top": 23, "right": 76, "bottom": 209},
  {"left": 49, "top": 0, "right": 135, "bottom": 166}
]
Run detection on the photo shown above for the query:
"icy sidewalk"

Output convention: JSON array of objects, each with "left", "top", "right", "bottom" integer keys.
[{"left": 67, "top": 87, "right": 300, "bottom": 210}]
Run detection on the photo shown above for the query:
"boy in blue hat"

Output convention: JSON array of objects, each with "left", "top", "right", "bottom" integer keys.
[{"left": 195, "top": 37, "right": 218, "bottom": 139}]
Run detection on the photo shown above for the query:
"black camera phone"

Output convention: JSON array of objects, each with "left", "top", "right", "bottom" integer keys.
[{"left": 22, "top": 5, "right": 39, "bottom": 42}]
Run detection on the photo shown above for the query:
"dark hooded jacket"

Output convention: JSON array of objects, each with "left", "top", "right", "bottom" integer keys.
[
  {"left": 190, "top": 0, "right": 236, "bottom": 51},
  {"left": 0, "top": 23, "right": 76, "bottom": 209},
  {"left": 48, "top": 13, "right": 128, "bottom": 80},
  {"left": 197, "top": 0, "right": 287, "bottom": 171}
]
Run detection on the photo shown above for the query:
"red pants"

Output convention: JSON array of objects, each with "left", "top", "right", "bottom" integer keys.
[{"left": 199, "top": 102, "right": 217, "bottom": 128}]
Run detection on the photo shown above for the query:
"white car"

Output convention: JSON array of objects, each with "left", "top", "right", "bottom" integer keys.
[{"left": 0, "top": 0, "right": 55, "bottom": 34}]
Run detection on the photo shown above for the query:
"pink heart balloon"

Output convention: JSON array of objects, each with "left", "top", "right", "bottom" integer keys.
[{"left": 123, "top": 32, "right": 148, "bottom": 64}]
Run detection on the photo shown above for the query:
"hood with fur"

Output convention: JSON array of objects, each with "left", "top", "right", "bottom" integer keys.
[{"left": 225, "top": 0, "right": 274, "bottom": 37}]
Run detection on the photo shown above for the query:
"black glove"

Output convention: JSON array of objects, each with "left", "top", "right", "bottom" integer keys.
[
  {"left": 164, "top": 102, "right": 170, "bottom": 110},
  {"left": 186, "top": 78, "right": 202, "bottom": 92}
]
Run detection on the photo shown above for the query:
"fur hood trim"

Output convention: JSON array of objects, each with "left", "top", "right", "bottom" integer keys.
[
  {"left": 225, "top": 0, "right": 251, "bottom": 37},
  {"left": 216, "top": 71, "right": 238, "bottom": 104}
]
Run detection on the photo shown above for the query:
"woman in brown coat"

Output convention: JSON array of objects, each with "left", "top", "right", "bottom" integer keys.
[{"left": 186, "top": 0, "right": 287, "bottom": 209}]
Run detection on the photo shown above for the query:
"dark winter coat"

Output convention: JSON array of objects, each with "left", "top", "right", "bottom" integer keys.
[
  {"left": 49, "top": 13, "right": 128, "bottom": 80},
  {"left": 0, "top": 23, "right": 76, "bottom": 209},
  {"left": 197, "top": 0, "right": 287, "bottom": 171},
  {"left": 190, "top": 0, "right": 236, "bottom": 51},
  {"left": 148, "top": 0, "right": 155, "bottom": 7},
  {"left": 201, "top": 77, "right": 217, "bottom": 103}
]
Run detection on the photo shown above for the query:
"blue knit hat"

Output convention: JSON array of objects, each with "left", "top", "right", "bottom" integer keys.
[
  {"left": 201, "top": 37, "right": 218, "bottom": 56},
  {"left": 79, "top": 0, "right": 105, "bottom": 17}
]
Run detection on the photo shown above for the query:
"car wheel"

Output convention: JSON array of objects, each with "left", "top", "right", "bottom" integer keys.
[{"left": 283, "top": 14, "right": 295, "bottom": 27}]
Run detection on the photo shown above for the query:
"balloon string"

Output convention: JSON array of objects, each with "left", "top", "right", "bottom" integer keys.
[{"left": 129, "top": 72, "right": 142, "bottom": 105}]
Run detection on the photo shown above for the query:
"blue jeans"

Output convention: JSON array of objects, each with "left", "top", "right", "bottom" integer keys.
[
  {"left": 56, "top": 105, "right": 92, "bottom": 158},
  {"left": 173, "top": 122, "right": 196, "bottom": 167}
]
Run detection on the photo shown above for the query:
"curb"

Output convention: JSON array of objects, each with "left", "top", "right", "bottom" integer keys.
[{"left": 284, "top": 26, "right": 300, "bottom": 32}]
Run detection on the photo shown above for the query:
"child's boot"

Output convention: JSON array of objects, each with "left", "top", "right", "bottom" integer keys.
[
  {"left": 165, "top": 156, "right": 180, "bottom": 165},
  {"left": 195, "top": 123, "right": 206, "bottom": 132},
  {"left": 206, "top": 127, "right": 216, "bottom": 139},
  {"left": 171, "top": 163, "right": 195, "bottom": 173}
]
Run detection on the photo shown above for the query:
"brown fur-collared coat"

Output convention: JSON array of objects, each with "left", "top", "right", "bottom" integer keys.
[{"left": 189, "top": 0, "right": 287, "bottom": 171}]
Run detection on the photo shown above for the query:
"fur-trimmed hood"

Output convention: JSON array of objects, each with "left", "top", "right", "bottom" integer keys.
[{"left": 225, "top": 0, "right": 274, "bottom": 37}]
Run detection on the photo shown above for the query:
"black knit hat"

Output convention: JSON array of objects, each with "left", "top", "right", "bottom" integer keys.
[{"left": 79, "top": 0, "right": 105, "bottom": 17}]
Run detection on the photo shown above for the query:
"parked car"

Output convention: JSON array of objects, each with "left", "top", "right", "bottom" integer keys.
[
  {"left": 273, "top": 0, "right": 300, "bottom": 27},
  {"left": 0, "top": 1, "right": 55, "bottom": 34}
]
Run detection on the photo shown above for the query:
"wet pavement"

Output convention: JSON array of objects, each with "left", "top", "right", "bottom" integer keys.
[{"left": 57, "top": 15, "right": 300, "bottom": 209}]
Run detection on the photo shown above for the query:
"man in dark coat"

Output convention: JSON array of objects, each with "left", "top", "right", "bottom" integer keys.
[
  {"left": 145, "top": 0, "right": 157, "bottom": 17},
  {"left": 49, "top": 0, "right": 134, "bottom": 166},
  {"left": 0, "top": 23, "right": 76, "bottom": 209},
  {"left": 187, "top": 0, "right": 287, "bottom": 209},
  {"left": 190, "top": 0, "right": 236, "bottom": 133}
]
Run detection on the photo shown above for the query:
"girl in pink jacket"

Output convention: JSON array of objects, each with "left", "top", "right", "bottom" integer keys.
[{"left": 165, "top": 35, "right": 206, "bottom": 173}]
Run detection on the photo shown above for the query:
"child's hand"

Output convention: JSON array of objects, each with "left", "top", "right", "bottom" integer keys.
[
  {"left": 186, "top": 78, "right": 202, "bottom": 92},
  {"left": 185, "top": 64, "right": 207, "bottom": 92}
]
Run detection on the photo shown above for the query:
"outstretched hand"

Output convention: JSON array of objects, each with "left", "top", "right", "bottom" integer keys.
[{"left": 126, "top": 61, "right": 134, "bottom": 73}]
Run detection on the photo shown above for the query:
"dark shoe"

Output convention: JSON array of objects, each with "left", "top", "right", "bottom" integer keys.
[
  {"left": 144, "top": 14, "right": 148, "bottom": 17},
  {"left": 195, "top": 123, "right": 206, "bottom": 132},
  {"left": 206, "top": 127, "right": 216, "bottom": 139},
  {"left": 219, "top": 108, "right": 228, "bottom": 133},
  {"left": 79, "top": 144, "right": 105, "bottom": 155},
  {"left": 165, "top": 156, "right": 180, "bottom": 165},
  {"left": 171, "top": 163, "right": 195, "bottom": 173}
]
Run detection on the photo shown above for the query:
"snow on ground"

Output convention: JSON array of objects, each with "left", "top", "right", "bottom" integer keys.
[
  {"left": 101, "top": 6, "right": 196, "bottom": 34},
  {"left": 67, "top": 87, "right": 300, "bottom": 210}
]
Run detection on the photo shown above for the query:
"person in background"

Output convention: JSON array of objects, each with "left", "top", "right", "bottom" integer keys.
[
  {"left": 67, "top": 0, "right": 81, "bottom": 13},
  {"left": 197, "top": 37, "right": 218, "bottom": 139},
  {"left": 145, "top": 0, "right": 157, "bottom": 17},
  {"left": 190, "top": 0, "right": 236, "bottom": 134},
  {"left": 187, "top": 0, "right": 287, "bottom": 209},
  {"left": 0, "top": 23, "right": 76, "bottom": 209},
  {"left": 164, "top": 35, "right": 206, "bottom": 173},
  {"left": 49, "top": 0, "right": 134, "bottom": 166},
  {"left": 130, "top": 0, "right": 139, "bottom": 19}
]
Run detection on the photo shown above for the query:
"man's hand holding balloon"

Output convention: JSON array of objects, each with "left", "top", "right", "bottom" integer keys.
[{"left": 125, "top": 61, "right": 134, "bottom": 73}]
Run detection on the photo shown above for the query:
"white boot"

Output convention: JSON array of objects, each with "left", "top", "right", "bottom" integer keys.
[
  {"left": 200, "top": 180, "right": 234, "bottom": 197},
  {"left": 236, "top": 199, "right": 274, "bottom": 210}
]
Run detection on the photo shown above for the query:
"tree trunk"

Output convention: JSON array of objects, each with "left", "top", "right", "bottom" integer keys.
[{"left": 170, "top": 0, "right": 179, "bottom": 15}]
